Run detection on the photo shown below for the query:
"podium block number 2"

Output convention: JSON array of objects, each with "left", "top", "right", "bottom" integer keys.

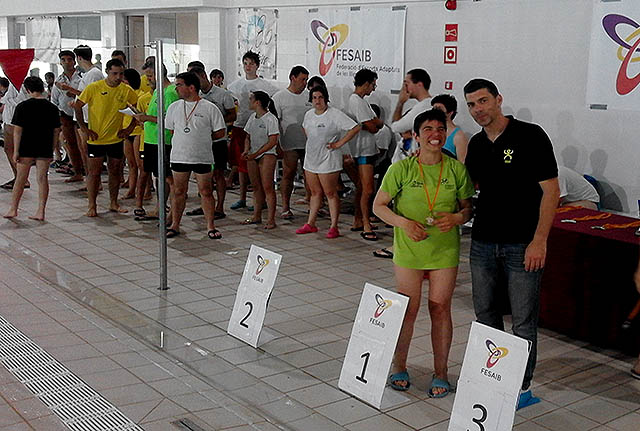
[
  {"left": 468, "top": 404, "right": 487, "bottom": 431},
  {"left": 239, "top": 301, "right": 253, "bottom": 328}
]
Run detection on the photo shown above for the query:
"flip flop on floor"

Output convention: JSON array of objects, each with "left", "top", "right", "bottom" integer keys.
[
  {"left": 360, "top": 231, "right": 378, "bottom": 241},
  {"left": 241, "top": 218, "right": 261, "bottom": 225},
  {"left": 389, "top": 370, "right": 410, "bottom": 391},
  {"left": 373, "top": 248, "right": 393, "bottom": 259},
  {"left": 133, "top": 208, "right": 146, "bottom": 217},
  {"left": 428, "top": 375, "right": 451, "bottom": 398},
  {"left": 350, "top": 225, "right": 378, "bottom": 232},
  {"left": 135, "top": 214, "right": 159, "bottom": 221},
  {"left": 166, "top": 228, "right": 180, "bottom": 238},
  {"left": 186, "top": 207, "right": 204, "bottom": 216},
  {"left": 207, "top": 229, "right": 222, "bottom": 239},
  {"left": 631, "top": 369, "right": 640, "bottom": 380},
  {"left": 517, "top": 390, "right": 540, "bottom": 410}
]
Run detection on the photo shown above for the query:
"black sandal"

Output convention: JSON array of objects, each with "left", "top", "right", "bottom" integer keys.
[
  {"left": 166, "top": 228, "right": 180, "bottom": 238},
  {"left": 360, "top": 231, "right": 378, "bottom": 241},
  {"left": 373, "top": 248, "right": 393, "bottom": 259},
  {"left": 207, "top": 229, "right": 222, "bottom": 239}
]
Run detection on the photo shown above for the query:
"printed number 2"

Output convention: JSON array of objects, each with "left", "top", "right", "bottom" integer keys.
[
  {"left": 355, "top": 352, "right": 370, "bottom": 383},
  {"left": 239, "top": 301, "right": 253, "bottom": 328},
  {"left": 467, "top": 403, "right": 487, "bottom": 431}
]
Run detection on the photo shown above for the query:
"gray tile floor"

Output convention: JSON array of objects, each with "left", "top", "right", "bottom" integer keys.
[{"left": 0, "top": 158, "right": 639, "bottom": 430}]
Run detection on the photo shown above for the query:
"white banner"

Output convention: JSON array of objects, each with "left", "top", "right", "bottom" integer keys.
[
  {"left": 449, "top": 322, "right": 530, "bottom": 431},
  {"left": 227, "top": 245, "right": 282, "bottom": 347},
  {"left": 25, "top": 17, "right": 61, "bottom": 64},
  {"left": 238, "top": 9, "right": 278, "bottom": 80},
  {"left": 338, "top": 283, "right": 408, "bottom": 409},
  {"left": 587, "top": 2, "right": 640, "bottom": 110},
  {"left": 306, "top": 7, "right": 406, "bottom": 93}
]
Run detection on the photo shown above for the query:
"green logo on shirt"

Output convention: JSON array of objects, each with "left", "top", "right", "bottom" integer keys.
[{"left": 504, "top": 149, "right": 514, "bottom": 163}]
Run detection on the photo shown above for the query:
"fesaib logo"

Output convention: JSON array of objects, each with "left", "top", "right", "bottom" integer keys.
[
  {"left": 480, "top": 339, "right": 509, "bottom": 382},
  {"left": 369, "top": 294, "right": 392, "bottom": 328},
  {"left": 602, "top": 14, "right": 640, "bottom": 95},
  {"left": 252, "top": 255, "right": 270, "bottom": 283},
  {"left": 310, "top": 20, "right": 349, "bottom": 76}
]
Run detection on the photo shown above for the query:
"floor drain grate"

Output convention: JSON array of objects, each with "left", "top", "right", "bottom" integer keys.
[{"left": 0, "top": 313, "right": 143, "bottom": 431}]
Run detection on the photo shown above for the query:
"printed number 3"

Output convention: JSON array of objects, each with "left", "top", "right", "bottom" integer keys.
[
  {"left": 239, "top": 301, "right": 253, "bottom": 328},
  {"left": 355, "top": 352, "right": 370, "bottom": 383},
  {"left": 467, "top": 403, "right": 487, "bottom": 431}
]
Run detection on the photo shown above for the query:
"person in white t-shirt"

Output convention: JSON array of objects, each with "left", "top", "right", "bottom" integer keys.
[
  {"left": 227, "top": 51, "right": 278, "bottom": 210},
  {"left": 241, "top": 91, "right": 280, "bottom": 230},
  {"left": 558, "top": 166, "right": 600, "bottom": 210},
  {"left": 272, "top": 65, "right": 310, "bottom": 219},
  {"left": 296, "top": 85, "right": 360, "bottom": 239},
  {"left": 390, "top": 69, "right": 432, "bottom": 164},
  {"left": 0, "top": 81, "right": 28, "bottom": 190},
  {"left": 164, "top": 72, "right": 226, "bottom": 239},
  {"left": 186, "top": 65, "right": 237, "bottom": 219},
  {"left": 58, "top": 45, "right": 105, "bottom": 186},
  {"left": 347, "top": 69, "right": 384, "bottom": 241}
]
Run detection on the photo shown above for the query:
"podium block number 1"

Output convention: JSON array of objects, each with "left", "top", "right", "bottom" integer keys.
[{"left": 356, "top": 351, "right": 371, "bottom": 384}]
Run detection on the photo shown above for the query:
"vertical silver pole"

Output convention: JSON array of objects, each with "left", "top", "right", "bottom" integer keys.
[{"left": 155, "top": 39, "right": 169, "bottom": 291}]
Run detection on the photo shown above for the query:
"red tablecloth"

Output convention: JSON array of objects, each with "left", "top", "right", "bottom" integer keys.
[
  {"left": 552, "top": 207, "right": 640, "bottom": 245},
  {"left": 540, "top": 207, "right": 640, "bottom": 355}
]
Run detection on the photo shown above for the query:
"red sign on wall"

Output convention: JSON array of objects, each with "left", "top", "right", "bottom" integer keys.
[
  {"left": 445, "top": 24, "right": 458, "bottom": 42},
  {"left": 444, "top": 46, "right": 458, "bottom": 64},
  {"left": 445, "top": 81, "right": 453, "bottom": 90}
]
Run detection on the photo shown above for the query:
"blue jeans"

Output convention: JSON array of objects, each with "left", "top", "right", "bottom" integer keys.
[{"left": 470, "top": 240, "right": 542, "bottom": 390}]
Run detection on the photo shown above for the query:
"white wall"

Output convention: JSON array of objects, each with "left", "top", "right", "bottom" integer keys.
[
  {"left": 3, "top": 0, "right": 638, "bottom": 211},
  {"left": 221, "top": 0, "right": 639, "bottom": 213}
]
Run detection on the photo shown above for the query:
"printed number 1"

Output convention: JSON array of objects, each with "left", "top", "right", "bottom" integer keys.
[
  {"left": 467, "top": 403, "right": 487, "bottom": 431},
  {"left": 355, "top": 352, "right": 370, "bottom": 383},
  {"left": 239, "top": 301, "right": 253, "bottom": 328}
]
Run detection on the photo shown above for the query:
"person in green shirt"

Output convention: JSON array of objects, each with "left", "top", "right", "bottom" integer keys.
[
  {"left": 133, "top": 59, "right": 179, "bottom": 220},
  {"left": 373, "top": 109, "right": 474, "bottom": 398}
]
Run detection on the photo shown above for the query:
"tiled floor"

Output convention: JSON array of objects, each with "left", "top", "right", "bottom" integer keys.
[{"left": 0, "top": 157, "right": 638, "bottom": 430}]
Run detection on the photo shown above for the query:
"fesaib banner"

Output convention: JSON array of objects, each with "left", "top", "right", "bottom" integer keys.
[
  {"left": 587, "top": 2, "right": 640, "bottom": 110},
  {"left": 306, "top": 6, "right": 406, "bottom": 93}
]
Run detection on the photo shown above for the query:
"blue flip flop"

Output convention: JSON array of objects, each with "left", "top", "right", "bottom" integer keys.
[
  {"left": 428, "top": 375, "right": 451, "bottom": 398},
  {"left": 517, "top": 390, "right": 540, "bottom": 410},
  {"left": 389, "top": 370, "right": 411, "bottom": 391}
]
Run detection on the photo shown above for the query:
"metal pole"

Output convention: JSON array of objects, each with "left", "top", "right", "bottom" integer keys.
[{"left": 154, "top": 39, "right": 169, "bottom": 291}]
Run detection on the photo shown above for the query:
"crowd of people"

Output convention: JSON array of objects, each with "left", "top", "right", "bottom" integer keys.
[{"left": 1, "top": 45, "right": 638, "bottom": 408}]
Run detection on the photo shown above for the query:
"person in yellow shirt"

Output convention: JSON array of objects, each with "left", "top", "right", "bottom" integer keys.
[{"left": 75, "top": 58, "right": 138, "bottom": 217}]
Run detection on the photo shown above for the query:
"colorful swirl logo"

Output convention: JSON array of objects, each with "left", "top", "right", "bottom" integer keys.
[
  {"left": 373, "top": 294, "right": 392, "bottom": 318},
  {"left": 485, "top": 339, "right": 509, "bottom": 369},
  {"left": 256, "top": 255, "right": 270, "bottom": 275},
  {"left": 310, "top": 20, "right": 349, "bottom": 76},
  {"left": 602, "top": 14, "right": 640, "bottom": 95}
]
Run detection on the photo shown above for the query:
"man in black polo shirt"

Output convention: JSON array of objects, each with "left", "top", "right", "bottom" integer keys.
[{"left": 464, "top": 78, "right": 559, "bottom": 410}]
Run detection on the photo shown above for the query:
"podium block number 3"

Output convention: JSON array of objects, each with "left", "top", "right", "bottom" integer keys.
[
  {"left": 239, "top": 301, "right": 253, "bottom": 328},
  {"left": 468, "top": 404, "right": 487, "bottom": 431}
]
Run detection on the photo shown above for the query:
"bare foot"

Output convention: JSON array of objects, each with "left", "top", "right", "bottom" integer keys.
[
  {"left": 109, "top": 205, "right": 128, "bottom": 213},
  {"left": 65, "top": 175, "right": 84, "bottom": 183},
  {"left": 121, "top": 193, "right": 135, "bottom": 200},
  {"left": 3, "top": 210, "right": 17, "bottom": 219},
  {"left": 86, "top": 208, "right": 98, "bottom": 217},
  {"left": 28, "top": 214, "right": 45, "bottom": 221},
  {"left": 264, "top": 222, "right": 277, "bottom": 230},
  {"left": 143, "top": 194, "right": 152, "bottom": 201}
]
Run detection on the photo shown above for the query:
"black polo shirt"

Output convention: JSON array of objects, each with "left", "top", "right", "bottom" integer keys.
[{"left": 465, "top": 116, "right": 558, "bottom": 244}]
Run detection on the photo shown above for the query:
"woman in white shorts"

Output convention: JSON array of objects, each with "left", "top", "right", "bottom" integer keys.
[{"left": 296, "top": 86, "right": 360, "bottom": 238}]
